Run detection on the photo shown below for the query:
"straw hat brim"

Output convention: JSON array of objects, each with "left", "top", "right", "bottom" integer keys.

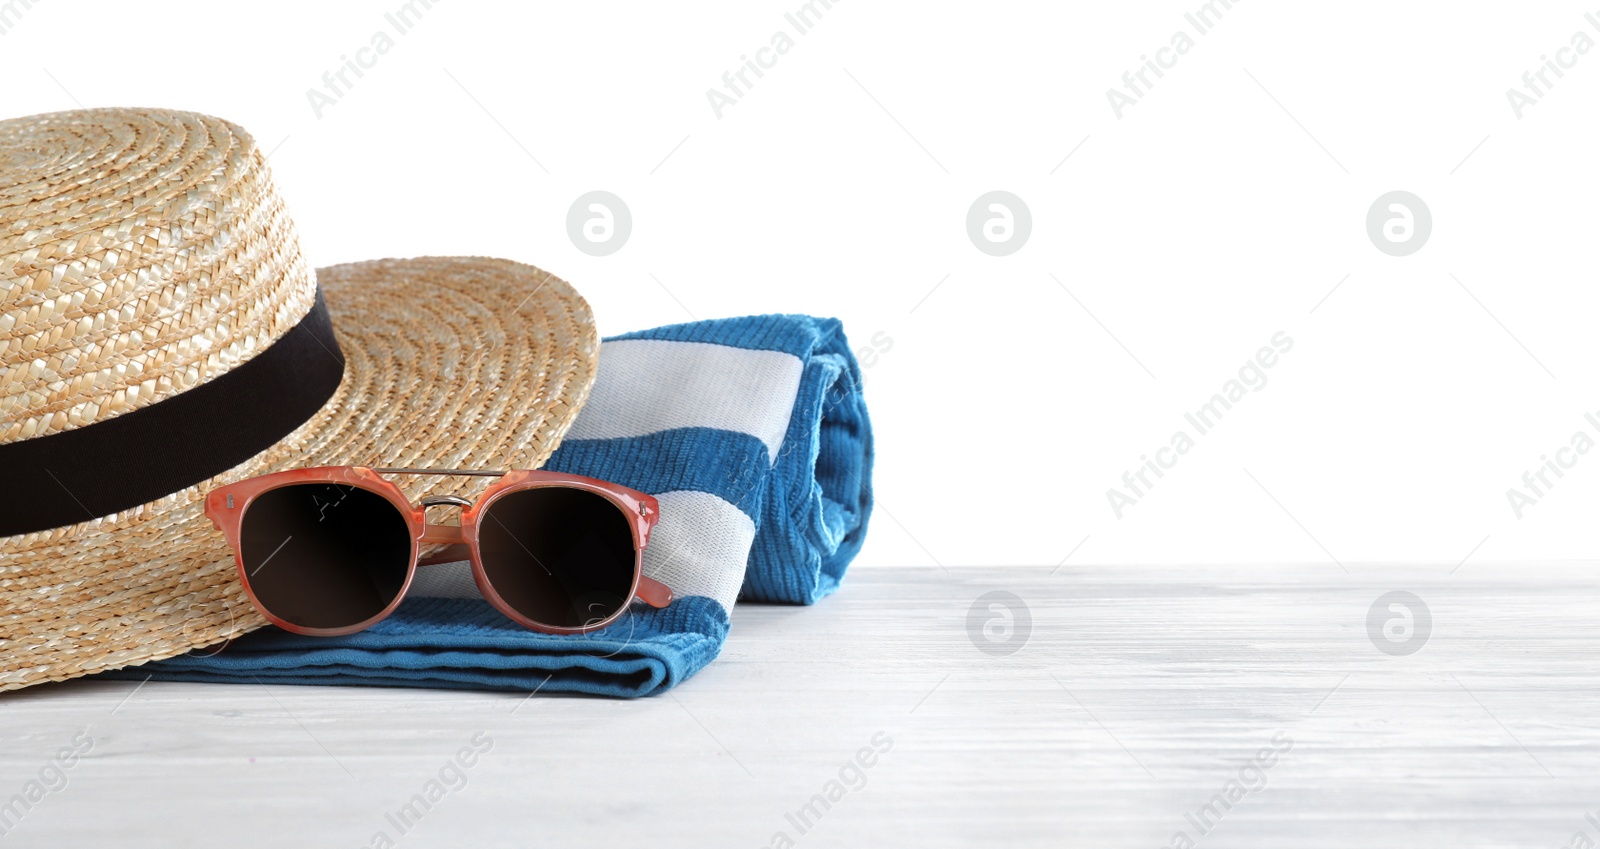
[{"left": 0, "top": 256, "right": 598, "bottom": 691}]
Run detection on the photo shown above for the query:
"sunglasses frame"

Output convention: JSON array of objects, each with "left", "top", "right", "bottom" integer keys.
[{"left": 204, "top": 465, "right": 670, "bottom": 637}]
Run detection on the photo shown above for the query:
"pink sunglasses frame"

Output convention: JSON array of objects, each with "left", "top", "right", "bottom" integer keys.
[{"left": 204, "top": 466, "right": 671, "bottom": 637}]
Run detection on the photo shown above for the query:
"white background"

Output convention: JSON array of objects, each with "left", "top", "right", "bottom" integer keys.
[{"left": 9, "top": 1, "right": 1600, "bottom": 570}]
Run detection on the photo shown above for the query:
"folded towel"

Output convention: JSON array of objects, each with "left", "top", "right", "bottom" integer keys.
[{"left": 108, "top": 315, "right": 874, "bottom": 697}]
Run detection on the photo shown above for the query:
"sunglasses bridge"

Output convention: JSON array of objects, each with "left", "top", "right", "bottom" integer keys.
[
  {"left": 417, "top": 494, "right": 475, "bottom": 546},
  {"left": 373, "top": 469, "right": 505, "bottom": 547}
]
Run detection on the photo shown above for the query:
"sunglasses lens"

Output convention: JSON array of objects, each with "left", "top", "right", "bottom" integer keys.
[
  {"left": 239, "top": 484, "right": 412, "bottom": 630},
  {"left": 478, "top": 487, "right": 637, "bottom": 629}
]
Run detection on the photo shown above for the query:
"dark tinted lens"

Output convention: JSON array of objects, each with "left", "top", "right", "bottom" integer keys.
[
  {"left": 239, "top": 483, "right": 412, "bottom": 630},
  {"left": 478, "top": 487, "right": 636, "bottom": 629}
]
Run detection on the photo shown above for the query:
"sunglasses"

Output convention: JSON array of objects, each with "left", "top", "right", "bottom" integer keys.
[{"left": 204, "top": 466, "right": 671, "bottom": 636}]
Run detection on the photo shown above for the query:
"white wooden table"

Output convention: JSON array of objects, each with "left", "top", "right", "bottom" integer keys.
[{"left": 3, "top": 563, "right": 1597, "bottom": 848}]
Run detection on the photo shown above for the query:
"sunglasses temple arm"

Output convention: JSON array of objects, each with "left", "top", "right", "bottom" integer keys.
[{"left": 636, "top": 575, "right": 673, "bottom": 609}]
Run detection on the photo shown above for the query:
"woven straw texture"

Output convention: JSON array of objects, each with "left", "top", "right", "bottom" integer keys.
[{"left": 0, "top": 109, "right": 599, "bottom": 691}]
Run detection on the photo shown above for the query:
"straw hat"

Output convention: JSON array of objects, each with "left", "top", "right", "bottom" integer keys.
[{"left": 0, "top": 108, "right": 599, "bottom": 691}]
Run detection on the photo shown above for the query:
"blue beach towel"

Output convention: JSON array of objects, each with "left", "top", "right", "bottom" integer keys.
[{"left": 114, "top": 315, "right": 873, "bottom": 697}]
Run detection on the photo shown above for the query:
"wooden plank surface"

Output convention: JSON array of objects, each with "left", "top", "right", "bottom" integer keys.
[{"left": 3, "top": 563, "right": 1598, "bottom": 848}]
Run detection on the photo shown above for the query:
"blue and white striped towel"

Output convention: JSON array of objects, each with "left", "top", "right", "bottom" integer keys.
[{"left": 113, "top": 315, "right": 874, "bottom": 697}]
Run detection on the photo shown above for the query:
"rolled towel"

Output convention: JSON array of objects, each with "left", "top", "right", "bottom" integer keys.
[{"left": 105, "top": 315, "right": 874, "bottom": 697}]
